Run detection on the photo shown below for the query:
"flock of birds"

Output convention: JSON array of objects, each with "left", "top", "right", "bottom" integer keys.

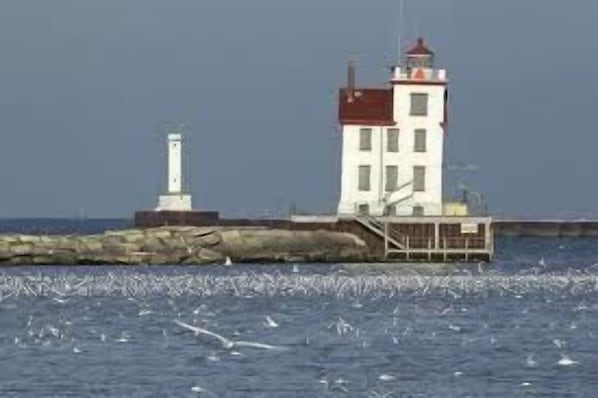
[
  {"left": 0, "top": 260, "right": 596, "bottom": 396},
  {"left": 0, "top": 265, "right": 596, "bottom": 300}
]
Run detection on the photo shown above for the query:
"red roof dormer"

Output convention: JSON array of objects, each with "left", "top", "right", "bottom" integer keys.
[
  {"left": 338, "top": 62, "right": 395, "bottom": 126},
  {"left": 338, "top": 88, "right": 394, "bottom": 126},
  {"left": 406, "top": 37, "right": 434, "bottom": 56}
]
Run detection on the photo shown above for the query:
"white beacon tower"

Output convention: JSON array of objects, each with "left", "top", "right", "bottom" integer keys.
[{"left": 156, "top": 133, "right": 192, "bottom": 211}]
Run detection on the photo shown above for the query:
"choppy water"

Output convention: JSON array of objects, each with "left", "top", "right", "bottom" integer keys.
[{"left": 1, "top": 220, "right": 598, "bottom": 396}]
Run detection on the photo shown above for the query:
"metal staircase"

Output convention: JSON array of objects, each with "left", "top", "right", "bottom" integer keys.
[{"left": 354, "top": 215, "right": 406, "bottom": 250}]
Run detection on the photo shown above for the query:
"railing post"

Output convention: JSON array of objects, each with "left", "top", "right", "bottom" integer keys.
[
  {"left": 465, "top": 238, "right": 469, "bottom": 262},
  {"left": 384, "top": 219, "right": 389, "bottom": 260},
  {"left": 443, "top": 237, "right": 447, "bottom": 262},
  {"left": 427, "top": 237, "right": 432, "bottom": 262}
]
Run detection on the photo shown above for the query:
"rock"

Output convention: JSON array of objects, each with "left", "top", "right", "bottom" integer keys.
[
  {"left": 105, "top": 230, "right": 145, "bottom": 244},
  {"left": 0, "top": 235, "right": 21, "bottom": 244},
  {"left": 102, "top": 243, "right": 140, "bottom": 255},
  {"left": 145, "top": 254, "right": 171, "bottom": 265},
  {"left": 18, "top": 235, "right": 41, "bottom": 244},
  {"left": 4, "top": 255, "right": 34, "bottom": 265},
  {"left": 189, "top": 231, "right": 221, "bottom": 247},
  {"left": 10, "top": 244, "right": 33, "bottom": 256},
  {"left": 40, "top": 235, "right": 57, "bottom": 243},
  {"left": 139, "top": 236, "right": 164, "bottom": 253},
  {"left": 156, "top": 236, "right": 189, "bottom": 252},
  {"left": 79, "top": 238, "right": 104, "bottom": 253},
  {"left": 54, "top": 237, "right": 80, "bottom": 252},
  {"left": 148, "top": 228, "right": 173, "bottom": 239},
  {"left": 195, "top": 247, "right": 226, "bottom": 263},
  {"left": 49, "top": 251, "right": 78, "bottom": 265},
  {"left": 32, "top": 256, "right": 55, "bottom": 265},
  {"left": 0, "top": 226, "right": 371, "bottom": 265}
]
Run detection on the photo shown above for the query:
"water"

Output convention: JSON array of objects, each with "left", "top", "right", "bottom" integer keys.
[{"left": 1, "top": 220, "right": 598, "bottom": 396}]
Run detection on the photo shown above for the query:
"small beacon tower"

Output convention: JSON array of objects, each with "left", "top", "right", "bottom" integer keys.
[
  {"left": 337, "top": 37, "right": 448, "bottom": 217},
  {"left": 156, "top": 133, "right": 192, "bottom": 211}
]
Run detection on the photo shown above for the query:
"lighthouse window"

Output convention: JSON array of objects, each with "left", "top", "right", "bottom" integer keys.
[
  {"left": 413, "top": 166, "right": 426, "bottom": 192},
  {"left": 385, "top": 165, "right": 398, "bottom": 192},
  {"left": 358, "top": 165, "right": 371, "bottom": 191},
  {"left": 412, "top": 205, "right": 425, "bottom": 217},
  {"left": 414, "top": 129, "right": 427, "bottom": 152},
  {"left": 358, "top": 204, "right": 370, "bottom": 215},
  {"left": 410, "top": 93, "right": 428, "bottom": 116},
  {"left": 387, "top": 129, "right": 399, "bottom": 152},
  {"left": 359, "top": 128, "right": 372, "bottom": 151}
]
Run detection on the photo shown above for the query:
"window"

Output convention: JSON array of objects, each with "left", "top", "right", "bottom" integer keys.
[
  {"left": 359, "top": 128, "right": 372, "bottom": 151},
  {"left": 414, "top": 129, "right": 427, "bottom": 152},
  {"left": 413, "top": 166, "right": 426, "bottom": 192},
  {"left": 358, "top": 204, "right": 370, "bottom": 215},
  {"left": 387, "top": 128, "right": 399, "bottom": 152},
  {"left": 410, "top": 93, "right": 428, "bottom": 116},
  {"left": 385, "top": 165, "right": 398, "bottom": 192},
  {"left": 412, "top": 205, "right": 424, "bottom": 216},
  {"left": 358, "top": 165, "right": 371, "bottom": 191},
  {"left": 386, "top": 204, "right": 397, "bottom": 216}
]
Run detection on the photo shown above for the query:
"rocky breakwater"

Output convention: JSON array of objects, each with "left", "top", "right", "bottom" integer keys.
[{"left": 0, "top": 227, "right": 372, "bottom": 265}]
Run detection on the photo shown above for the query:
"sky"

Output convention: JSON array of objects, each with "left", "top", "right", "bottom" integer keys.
[{"left": 0, "top": 0, "right": 597, "bottom": 219}]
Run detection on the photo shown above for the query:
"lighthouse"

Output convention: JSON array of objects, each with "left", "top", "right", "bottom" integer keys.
[
  {"left": 156, "top": 133, "right": 192, "bottom": 211},
  {"left": 337, "top": 37, "right": 448, "bottom": 217}
]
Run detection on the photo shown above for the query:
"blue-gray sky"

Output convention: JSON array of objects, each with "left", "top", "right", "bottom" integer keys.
[{"left": 0, "top": 0, "right": 597, "bottom": 218}]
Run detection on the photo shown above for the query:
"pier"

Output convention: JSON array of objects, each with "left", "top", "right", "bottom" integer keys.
[
  {"left": 134, "top": 211, "right": 495, "bottom": 262},
  {"left": 493, "top": 220, "right": 598, "bottom": 237}
]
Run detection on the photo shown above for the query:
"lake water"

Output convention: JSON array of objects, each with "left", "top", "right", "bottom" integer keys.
[{"left": 0, "top": 219, "right": 597, "bottom": 397}]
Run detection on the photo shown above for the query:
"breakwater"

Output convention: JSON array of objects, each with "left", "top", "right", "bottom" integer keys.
[
  {"left": 493, "top": 220, "right": 598, "bottom": 237},
  {"left": 0, "top": 227, "right": 371, "bottom": 265}
]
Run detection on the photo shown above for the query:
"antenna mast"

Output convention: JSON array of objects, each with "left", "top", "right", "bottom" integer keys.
[{"left": 398, "top": 0, "right": 405, "bottom": 65}]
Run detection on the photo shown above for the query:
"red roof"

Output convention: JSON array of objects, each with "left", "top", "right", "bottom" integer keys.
[
  {"left": 338, "top": 88, "right": 394, "bottom": 126},
  {"left": 406, "top": 37, "right": 434, "bottom": 56}
]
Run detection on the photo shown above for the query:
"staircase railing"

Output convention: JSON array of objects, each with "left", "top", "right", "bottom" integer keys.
[{"left": 354, "top": 215, "right": 406, "bottom": 250}]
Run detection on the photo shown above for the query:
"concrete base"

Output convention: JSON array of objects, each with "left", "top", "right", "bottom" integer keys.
[
  {"left": 156, "top": 194, "right": 192, "bottom": 211},
  {"left": 337, "top": 201, "right": 443, "bottom": 217}
]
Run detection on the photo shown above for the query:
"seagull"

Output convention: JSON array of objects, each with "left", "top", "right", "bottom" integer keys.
[
  {"left": 264, "top": 316, "right": 279, "bottom": 328},
  {"left": 190, "top": 385, "right": 218, "bottom": 397},
  {"left": 526, "top": 353, "right": 538, "bottom": 367},
  {"left": 174, "top": 320, "right": 285, "bottom": 350},
  {"left": 520, "top": 382, "right": 532, "bottom": 387},
  {"left": 539, "top": 257, "right": 546, "bottom": 268},
  {"left": 224, "top": 257, "right": 233, "bottom": 266},
  {"left": 378, "top": 374, "right": 395, "bottom": 381},
  {"left": 557, "top": 354, "right": 578, "bottom": 366}
]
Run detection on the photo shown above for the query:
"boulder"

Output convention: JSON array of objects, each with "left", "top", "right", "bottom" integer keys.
[
  {"left": 79, "top": 238, "right": 104, "bottom": 253},
  {"left": 188, "top": 231, "right": 221, "bottom": 247},
  {"left": 18, "top": 235, "right": 41, "bottom": 244},
  {"left": 10, "top": 244, "right": 33, "bottom": 256},
  {"left": 139, "top": 236, "right": 164, "bottom": 253},
  {"left": 0, "top": 226, "right": 372, "bottom": 265}
]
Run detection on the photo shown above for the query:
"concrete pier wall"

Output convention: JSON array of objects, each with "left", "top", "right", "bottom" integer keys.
[{"left": 494, "top": 221, "right": 598, "bottom": 237}]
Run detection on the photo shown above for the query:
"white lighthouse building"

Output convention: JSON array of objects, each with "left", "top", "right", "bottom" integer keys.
[
  {"left": 337, "top": 37, "right": 448, "bottom": 217},
  {"left": 156, "top": 133, "right": 192, "bottom": 211}
]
